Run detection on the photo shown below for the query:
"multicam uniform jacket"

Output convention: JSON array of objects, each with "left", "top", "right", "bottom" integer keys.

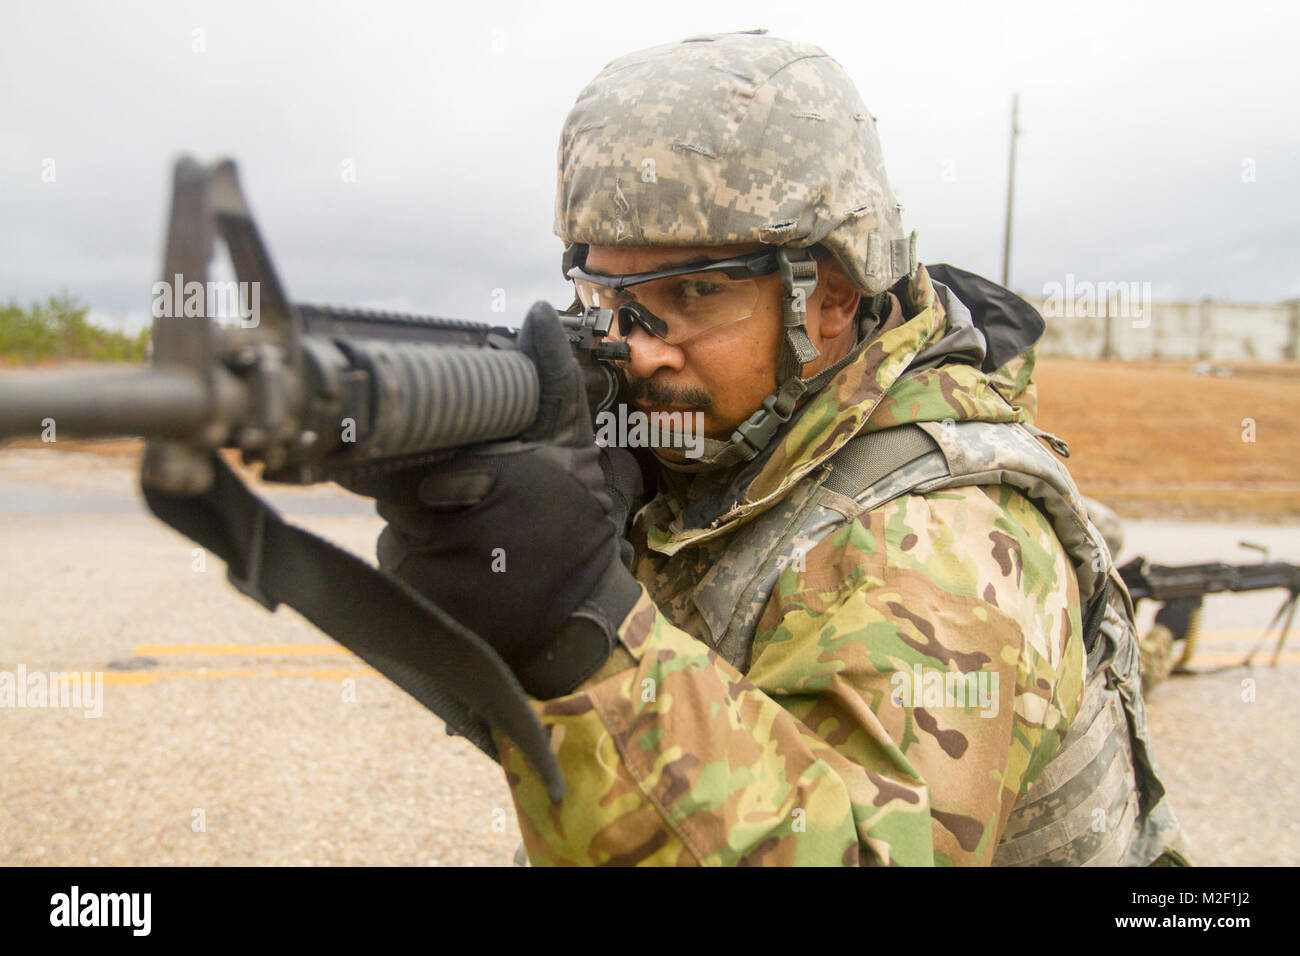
[{"left": 493, "top": 265, "right": 1172, "bottom": 866}]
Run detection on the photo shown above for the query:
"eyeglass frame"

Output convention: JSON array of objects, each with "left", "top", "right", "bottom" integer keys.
[
  {"left": 564, "top": 245, "right": 781, "bottom": 290},
  {"left": 563, "top": 244, "right": 783, "bottom": 345}
]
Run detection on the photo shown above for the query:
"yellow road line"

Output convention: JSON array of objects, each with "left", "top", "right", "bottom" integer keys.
[
  {"left": 133, "top": 635, "right": 1290, "bottom": 660},
  {"left": 1168, "top": 632, "right": 1300, "bottom": 643},
  {"left": 102, "top": 667, "right": 376, "bottom": 686},
  {"left": 98, "top": 654, "right": 1294, "bottom": 687},
  {"left": 1178, "top": 653, "right": 1300, "bottom": 666},
  {"left": 133, "top": 644, "right": 350, "bottom": 657}
]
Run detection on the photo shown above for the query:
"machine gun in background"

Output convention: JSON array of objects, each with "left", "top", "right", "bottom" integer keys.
[
  {"left": 0, "top": 157, "right": 633, "bottom": 801},
  {"left": 1119, "top": 546, "right": 1300, "bottom": 674}
]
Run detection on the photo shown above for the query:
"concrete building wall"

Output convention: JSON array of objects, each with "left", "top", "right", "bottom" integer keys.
[{"left": 1027, "top": 296, "right": 1300, "bottom": 361}]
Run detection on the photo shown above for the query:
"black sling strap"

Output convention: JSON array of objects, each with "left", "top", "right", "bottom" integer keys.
[{"left": 141, "top": 451, "right": 565, "bottom": 802}]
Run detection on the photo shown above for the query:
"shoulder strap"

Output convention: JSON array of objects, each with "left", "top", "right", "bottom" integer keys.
[
  {"left": 141, "top": 451, "right": 565, "bottom": 802},
  {"left": 823, "top": 423, "right": 1109, "bottom": 654},
  {"left": 693, "top": 421, "right": 1113, "bottom": 668},
  {"left": 823, "top": 424, "right": 940, "bottom": 495}
]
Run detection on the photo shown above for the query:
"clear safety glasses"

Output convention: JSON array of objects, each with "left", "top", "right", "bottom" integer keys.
[{"left": 566, "top": 249, "right": 780, "bottom": 346}]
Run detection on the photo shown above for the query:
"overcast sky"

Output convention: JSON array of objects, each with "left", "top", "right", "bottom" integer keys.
[{"left": 3, "top": 0, "right": 1297, "bottom": 334}]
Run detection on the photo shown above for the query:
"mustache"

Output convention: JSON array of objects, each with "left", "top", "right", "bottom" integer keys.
[{"left": 622, "top": 375, "right": 712, "bottom": 409}]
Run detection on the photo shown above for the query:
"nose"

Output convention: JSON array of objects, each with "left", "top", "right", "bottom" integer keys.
[{"left": 623, "top": 324, "right": 687, "bottom": 379}]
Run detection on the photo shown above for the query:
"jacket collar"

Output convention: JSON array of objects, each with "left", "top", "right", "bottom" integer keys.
[{"left": 640, "top": 265, "right": 1022, "bottom": 555}]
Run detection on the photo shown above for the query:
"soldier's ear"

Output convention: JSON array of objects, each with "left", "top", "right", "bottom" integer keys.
[{"left": 814, "top": 255, "right": 861, "bottom": 339}]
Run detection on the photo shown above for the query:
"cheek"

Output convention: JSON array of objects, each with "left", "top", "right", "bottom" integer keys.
[
  {"left": 749, "top": 314, "right": 783, "bottom": 382},
  {"left": 695, "top": 326, "right": 777, "bottom": 389},
  {"left": 687, "top": 321, "right": 782, "bottom": 422}
]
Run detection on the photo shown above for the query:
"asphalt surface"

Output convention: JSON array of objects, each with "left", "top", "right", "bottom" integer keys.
[{"left": 1, "top": 448, "right": 1296, "bottom": 865}]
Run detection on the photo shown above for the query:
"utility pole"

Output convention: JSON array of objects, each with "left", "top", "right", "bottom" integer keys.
[{"left": 1001, "top": 92, "right": 1020, "bottom": 289}]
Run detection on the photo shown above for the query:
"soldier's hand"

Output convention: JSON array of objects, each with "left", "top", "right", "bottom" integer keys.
[{"left": 345, "top": 302, "right": 642, "bottom": 698}]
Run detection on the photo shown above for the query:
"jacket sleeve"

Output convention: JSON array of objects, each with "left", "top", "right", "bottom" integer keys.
[{"left": 492, "top": 483, "right": 1085, "bottom": 865}]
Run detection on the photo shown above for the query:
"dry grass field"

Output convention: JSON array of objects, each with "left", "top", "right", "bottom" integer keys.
[
  {"left": 1033, "top": 359, "right": 1300, "bottom": 521},
  {"left": 12, "top": 357, "right": 1300, "bottom": 521}
]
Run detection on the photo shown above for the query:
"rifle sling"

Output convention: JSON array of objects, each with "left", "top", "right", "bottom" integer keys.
[{"left": 141, "top": 451, "right": 565, "bottom": 802}]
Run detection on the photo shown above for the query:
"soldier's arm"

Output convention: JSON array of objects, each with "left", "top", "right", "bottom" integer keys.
[{"left": 493, "top": 484, "right": 1084, "bottom": 865}]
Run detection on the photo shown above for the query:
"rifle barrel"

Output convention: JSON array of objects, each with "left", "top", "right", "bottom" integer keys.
[{"left": 0, "top": 365, "right": 218, "bottom": 441}]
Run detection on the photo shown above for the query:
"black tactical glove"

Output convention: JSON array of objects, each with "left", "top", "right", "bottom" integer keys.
[
  {"left": 599, "top": 443, "right": 645, "bottom": 568},
  {"left": 345, "top": 303, "right": 642, "bottom": 699}
]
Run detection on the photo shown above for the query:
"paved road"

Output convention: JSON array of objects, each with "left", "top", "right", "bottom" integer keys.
[
  {"left": 1, "top": 449, "right": 1296, "bottom": 865},
  {"left": 0, "top": 450, "right": 522, "bottom": 866},
  {"left": 1111, "top": 519, "right": 1300, "bottom": 866}
]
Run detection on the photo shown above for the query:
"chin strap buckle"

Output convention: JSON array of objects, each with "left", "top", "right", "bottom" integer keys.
[{"left": 730, "top": 378, "right": 807, "bottom": 461}]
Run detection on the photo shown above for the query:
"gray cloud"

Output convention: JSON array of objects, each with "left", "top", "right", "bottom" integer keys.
[{"left": 2, "top": 0, "right": 1296, "bottom": 336}]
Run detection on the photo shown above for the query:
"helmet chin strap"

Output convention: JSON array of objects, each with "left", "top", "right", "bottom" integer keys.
[
  {"left": 651, "top": 435, "right": 735, "bottom": 473},
  {"left": 654, "top": 246, "right": 826, "bottom": 472}
]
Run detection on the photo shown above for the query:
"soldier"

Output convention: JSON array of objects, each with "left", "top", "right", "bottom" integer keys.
[
  {"left": 1082, "top": 496, "right": 1202, "bottom": 693},
  {"left": 367, "top": 31, "right": 1191, "bottom": 865}
]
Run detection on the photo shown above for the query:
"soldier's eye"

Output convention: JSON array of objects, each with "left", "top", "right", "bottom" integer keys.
[{"left": 673, "top": 279, "right": 723, "bottom": 301}]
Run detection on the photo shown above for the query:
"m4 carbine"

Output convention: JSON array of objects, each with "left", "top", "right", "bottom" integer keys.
[{"left": 0, "top": 157, "right": 631, "bottom": 801}]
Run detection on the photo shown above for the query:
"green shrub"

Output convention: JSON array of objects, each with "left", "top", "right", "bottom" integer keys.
[{"left": 0, "top": 294, "right": 150, "bottom": 366}]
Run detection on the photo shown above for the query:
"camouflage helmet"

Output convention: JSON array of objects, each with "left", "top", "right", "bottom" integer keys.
[
  {"left": 554, "top": 31, "right": 916, "bottom": 466},
  {"left": 554, "top": 30, "right": 915, "bottom": 297}
]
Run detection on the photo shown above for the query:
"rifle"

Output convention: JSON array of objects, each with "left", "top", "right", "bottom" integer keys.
[
  {"left": 0, "top": 156, "right": 632, "bottom": 801},
  {"left": 1118, "top": 549, "right": 1300, "bottom": 672}
]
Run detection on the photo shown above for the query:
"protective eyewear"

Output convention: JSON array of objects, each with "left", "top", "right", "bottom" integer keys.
[{"left": 566, "top": 248, "right": 780, "bottom": 346}]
